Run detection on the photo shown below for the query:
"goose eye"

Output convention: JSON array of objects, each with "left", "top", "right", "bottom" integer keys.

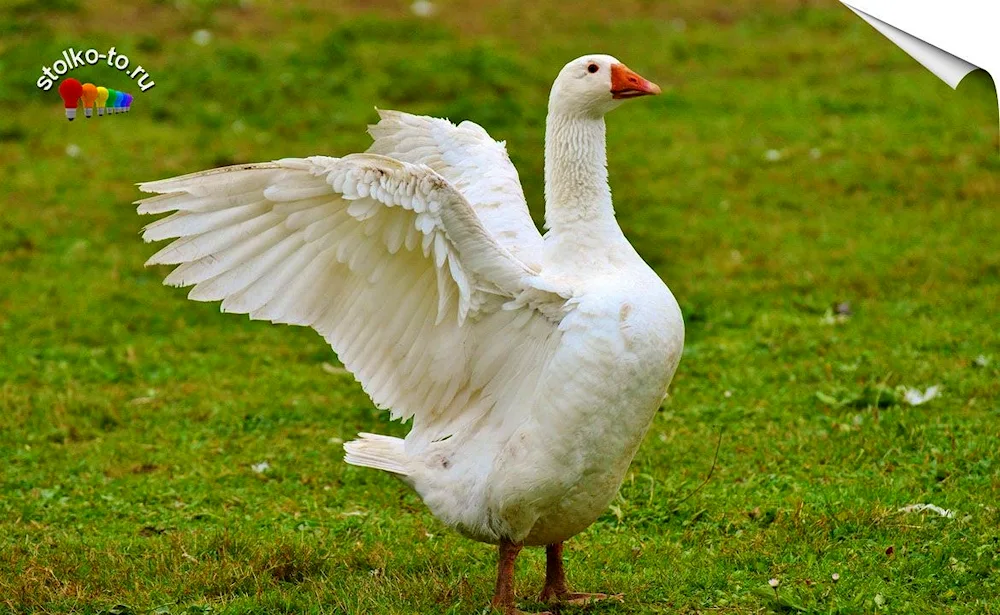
[{"left": 587, "top": 63, "right": 599, "bottom": 74}]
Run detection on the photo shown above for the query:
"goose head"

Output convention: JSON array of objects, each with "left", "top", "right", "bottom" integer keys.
[{"left": 548, "top": 54, "right": 661, "bottom": 118}]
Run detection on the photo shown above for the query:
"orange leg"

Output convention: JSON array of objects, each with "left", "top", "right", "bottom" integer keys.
[
  {"left": 539, "top": 542, "right": 623, "bottom": 606},
  {"left": 492, "top": 539, "right": 551, "bottom": 615}
]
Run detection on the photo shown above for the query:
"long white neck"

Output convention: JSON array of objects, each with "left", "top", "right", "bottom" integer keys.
[
  {"left": 542, "top": 109, "right": 626, "bottom": 271},
  {"left": 543, "top": 111, "right": 618, "bottom": 231}
]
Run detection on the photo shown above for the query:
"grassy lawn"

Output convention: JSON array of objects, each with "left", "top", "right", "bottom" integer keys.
[{"left": 1, "top": 0, "right": 998, "bottom": 613}]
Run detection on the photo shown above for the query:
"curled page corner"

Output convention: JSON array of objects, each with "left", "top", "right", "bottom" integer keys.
[
  {"left": 840, "top": 0, "right": 1000, "bottom": 143},
  {"left": 844, "top": 5, "right": 977, "bottom": 89}
]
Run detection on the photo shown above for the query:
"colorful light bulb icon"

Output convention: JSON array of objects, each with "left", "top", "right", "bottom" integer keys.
[
  {"left": 107, "top": 89, "right": 119, "bottom": 114},
  {"left": 124, "top": 93, "right": 133, "bottom": 113},
  {"left": 58, "top": 78, "right": 83, "bottom": 121},
  {"left": 116, "top": 91, "right": 126, "bottom": 114},
  {"left": 81, "top": 83, "right": 98, "bottom": 118},
  {"left": 96, "top": 86, "right": 109, "bottom": 116}
]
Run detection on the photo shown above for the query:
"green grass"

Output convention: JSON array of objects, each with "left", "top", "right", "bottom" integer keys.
[{"left": 1, "top": 0, "right": 998, "bottom": 613}]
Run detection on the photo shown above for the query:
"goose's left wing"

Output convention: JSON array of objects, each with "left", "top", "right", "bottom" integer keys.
[{"left": 137, "top": 154, "right": 567, "bottom": 450}]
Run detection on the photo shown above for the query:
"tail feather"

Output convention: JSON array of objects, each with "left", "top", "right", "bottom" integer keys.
[{"left": 343, "top": 432, "right": 409, "bottom": 476}]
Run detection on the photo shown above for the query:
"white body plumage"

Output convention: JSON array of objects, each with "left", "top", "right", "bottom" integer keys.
[{"left": 416, "top": 251, "right": 682, "bottom": 546}]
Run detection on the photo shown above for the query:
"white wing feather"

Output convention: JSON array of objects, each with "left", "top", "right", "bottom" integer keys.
[
  {"left": 137, "top": 154, "right": 566, "bottom": 451},
  {"left": 367, "top": 110, "right": 543, "bottom": 270}
]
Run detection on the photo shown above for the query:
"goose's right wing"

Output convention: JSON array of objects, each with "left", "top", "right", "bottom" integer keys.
[{"left": 367, "top": 110, "right": 543, "bottom": 270}]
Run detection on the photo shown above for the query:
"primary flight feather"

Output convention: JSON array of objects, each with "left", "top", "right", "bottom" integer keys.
[{"left": 137, "top": 54, "right": 683, "bottom": 615}]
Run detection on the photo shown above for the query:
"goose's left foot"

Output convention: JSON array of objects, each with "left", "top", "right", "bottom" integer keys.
[
  {"left": 540, "top": 590, "right": 623, "bottom": 606},
  {"left": 538, "top": 543, "right": 624, "bottom": 605},
  {"left": 539, "top": 589, "right": 625, "bottom": 606}
]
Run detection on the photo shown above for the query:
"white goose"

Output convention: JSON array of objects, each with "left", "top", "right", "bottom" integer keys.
[{"left": 137, "top": 54, "right": 684, "bottom": 614}]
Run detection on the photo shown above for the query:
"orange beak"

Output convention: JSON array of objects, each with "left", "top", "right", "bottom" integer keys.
[{"left": 610, "top": 63, "right": 661, "bottom": 99}]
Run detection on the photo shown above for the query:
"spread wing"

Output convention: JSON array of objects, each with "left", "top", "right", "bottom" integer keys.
[
  {"left": 137, "top": 154, "right": 567, "bottom": 450},
  {"left": 367, "top": 110, "right": 543, "bottom": 270}
]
